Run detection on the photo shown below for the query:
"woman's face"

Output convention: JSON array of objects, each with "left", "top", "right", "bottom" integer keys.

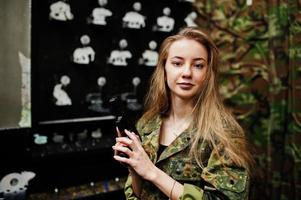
[{"left": 165, "top": 38, "right": 208, "bottom": 101}]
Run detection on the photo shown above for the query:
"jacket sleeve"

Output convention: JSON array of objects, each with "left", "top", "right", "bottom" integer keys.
[
  {"left": 124, "top": 174, "right": 140, "bottom": 200},
  {"left": 179, "top": 151, "right": 250, "bottom": 200}
]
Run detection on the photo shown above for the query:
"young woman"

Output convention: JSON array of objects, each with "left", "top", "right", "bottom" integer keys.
[{"left": 112, "top": 27, "right": 254, "bottom": 200}]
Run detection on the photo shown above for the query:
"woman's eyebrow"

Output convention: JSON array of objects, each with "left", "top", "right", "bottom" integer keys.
[
  {"left": 193, "top": 57, "right": 207, "bottom": 62},
  {"left": 170, "top": 56, "right": 207, "bottom": 62},
  {"left": 170, "top": 56, "right": 184, "bottom": 60}
]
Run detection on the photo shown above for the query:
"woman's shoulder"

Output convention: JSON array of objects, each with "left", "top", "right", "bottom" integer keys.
[{"left": 136, "top": 114, "right": 162, "bottom": 136}]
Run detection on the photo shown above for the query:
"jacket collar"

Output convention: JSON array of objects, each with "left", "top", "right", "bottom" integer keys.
[
  {"left": 157, "top": 127, "right": 195, "bottom": 163},
  {"left": 140, "top": 115, "right": 196, "bottom": 163},
  {"left": 139, "top": 115, "right": 162, "bottom": 136}
]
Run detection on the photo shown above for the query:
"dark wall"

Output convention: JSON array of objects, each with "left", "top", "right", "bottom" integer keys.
[{"left": 1, "top": 0, "right": 196, "bottom": 199}]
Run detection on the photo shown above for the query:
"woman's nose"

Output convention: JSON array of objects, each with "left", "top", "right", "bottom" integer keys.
[{"left": 182, "top": 65, "right": 192, "bottom": 77}]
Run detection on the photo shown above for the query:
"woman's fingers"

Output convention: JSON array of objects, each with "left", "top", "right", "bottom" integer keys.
[
  {"left": 113, "top": 154, "right": 130, "bottom": 165},
  {"left": 116, "top": 126, "right": 122, "bottom": 137},
  {"left": 116, "top": 136, "right": 132, "bottom": 145},
  {"left": 116, "top": 133, "right": 140, "bottom": 151},
  {"left": 124, "top": 129, "right": 138, "bottom": 139},
  {"left": 113, "top": 130, "right": 142, "bottom": 166},
  {"left": 124, "top": 129, "right": 141, "bottom": 148},
  {"left": 113, "top": 144, "right": 134, "bottom": 166},
  {"left": 112, "top": 145, "right": 132, "bottom": 157}
]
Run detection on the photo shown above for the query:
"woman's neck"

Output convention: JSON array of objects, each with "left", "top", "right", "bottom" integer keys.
[{"left": 169, "top": 97, "right": 194, "bottom": 121}]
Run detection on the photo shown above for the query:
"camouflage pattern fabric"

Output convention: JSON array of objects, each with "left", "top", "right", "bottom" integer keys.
[
  {"left": 192, "top": 1, "right": 301, "bottom": 199},
  {"left": 124, "top": 115, "right": 249, "bottom": 200}
]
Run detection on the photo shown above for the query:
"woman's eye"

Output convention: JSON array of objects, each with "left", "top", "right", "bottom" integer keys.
[
  {"left": 194, "top": 63, "right": 204, "bottom": 69},
  {"left": 172, "top": 62, "right": 182, "bottom": 67}
]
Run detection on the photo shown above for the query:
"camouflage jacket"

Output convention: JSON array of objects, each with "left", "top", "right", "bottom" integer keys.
[{"left": 124, "top": 115, "right": 249, "bottom": 200}]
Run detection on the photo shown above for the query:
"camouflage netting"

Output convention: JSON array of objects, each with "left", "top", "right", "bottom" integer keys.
[{"left": 193, "top": 0, "right": 301, "bottom": 199}]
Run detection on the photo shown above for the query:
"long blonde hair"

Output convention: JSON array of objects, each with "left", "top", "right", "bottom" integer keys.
[{"left": 141, "top": 27, "right": 254, "bottom": 174}]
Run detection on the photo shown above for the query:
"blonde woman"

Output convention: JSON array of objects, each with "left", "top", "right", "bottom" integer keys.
[{"left": 113, "top": 27, "right": 254, "bottom": 200}]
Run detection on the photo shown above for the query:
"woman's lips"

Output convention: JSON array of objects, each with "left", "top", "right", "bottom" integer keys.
[{"left": 178, "top": 82, "right": 194, "bottom": 89}]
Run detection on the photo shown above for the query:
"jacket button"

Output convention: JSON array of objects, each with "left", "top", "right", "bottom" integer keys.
[{"left": 176, "top": 168, "right": 182, "bottom": 174}]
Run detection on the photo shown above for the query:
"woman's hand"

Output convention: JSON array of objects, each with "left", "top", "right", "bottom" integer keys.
[{"left": 113, "top": 129, "right": 158, "bottom": 181}]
